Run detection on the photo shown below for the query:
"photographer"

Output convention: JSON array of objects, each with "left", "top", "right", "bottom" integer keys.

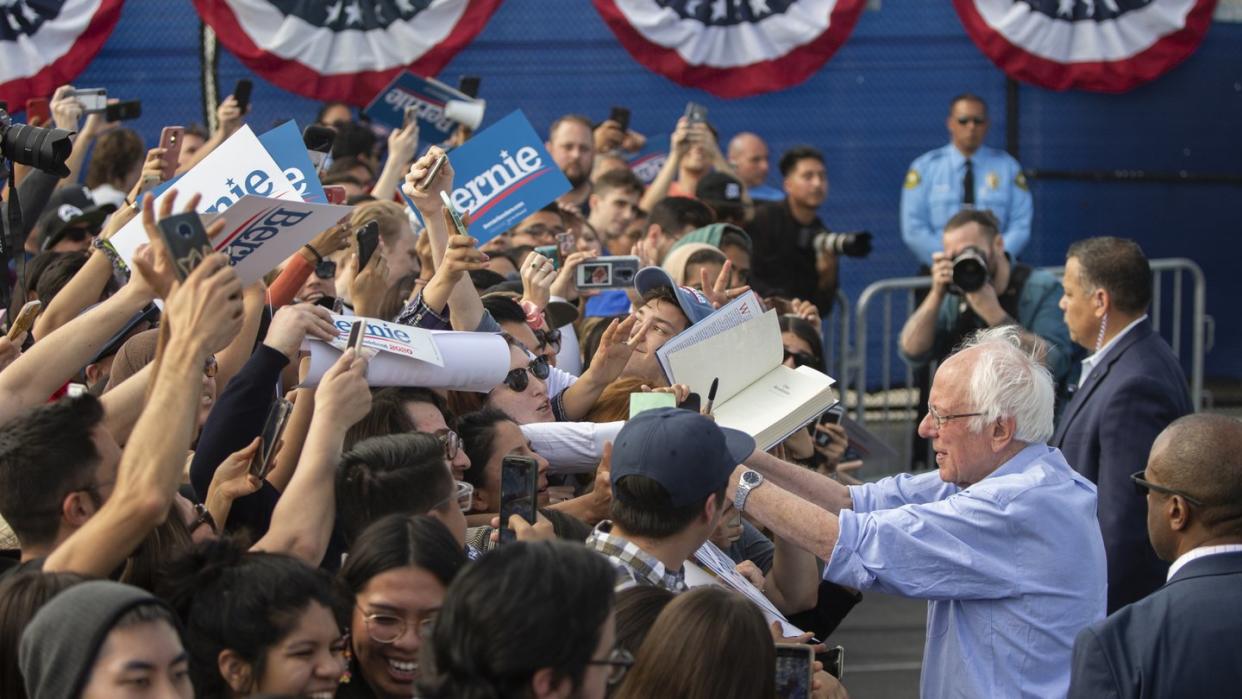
[{"left": 898, "top": 209, "right": 1073, "bottom": 389}]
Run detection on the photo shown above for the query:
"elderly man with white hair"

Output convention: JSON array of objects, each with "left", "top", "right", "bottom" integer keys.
[{"left": 726, "top": 326, "right": 1106, "bottom": 698}]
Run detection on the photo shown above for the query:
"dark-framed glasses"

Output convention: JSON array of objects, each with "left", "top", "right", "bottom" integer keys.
[
  {"left": 502, "top": 356, "right": 550, "bottom": 392},
  {"left": 586, "top": 647, "right": 634, "bottom": 686},
  {"left": 783, "top": 349, "right": 817, "bottom": 368},
  {"left": 357, "top": 606, "right": 439, "bottom": 644},
  {"left": 926, "top": 404, "right": 983, "bottom": 430},
  {"left": 956, "top": 116, "right": 987, "bottom": 125},
  {"left": 1130, "top": 471, "right": 1205, "bottom": 507},
  {"left": 314, "top": 259, "right": 337, "bottom": 280},
  {"left": 535, "top": 327, "right": 562, "bottom": 354}
]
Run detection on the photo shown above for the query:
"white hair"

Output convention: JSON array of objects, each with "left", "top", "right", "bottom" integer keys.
[{"left": 957, "top": 326, "right": 1055, "bottom": 444}]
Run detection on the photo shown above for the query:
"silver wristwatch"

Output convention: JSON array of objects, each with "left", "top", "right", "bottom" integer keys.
[{"left": 734, "top": 469, "right": 764, "bottom": 512}]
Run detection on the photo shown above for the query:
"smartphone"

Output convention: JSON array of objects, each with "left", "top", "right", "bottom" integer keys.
[
  {"left": 346, "top": 320, "right": 366, "bottom": 352},
  {"left": 355, "top": 220, "right": 380, "bottom": 270},
  {"left": 499, "top": 455, "right": 539, "bottom": 544},
  {"left": 774, "top": 644, "right": 815, "bottom": 699},
  {"left": 458, "top": 75, "right": 481, "bottom": 99},
  {"left": 156, "top": 212, "right": 214, "bottom": 281},
  {"left": 684, "top": 101, "right": 708, "bottom": 125},
  {"left": 440, "top": 190, "right": 469, "bottom": 236},
  {"left": 232, "top": 79, "right": 253, "bottom": 113},
  {"left": 815, "top": 404, "right": 845, "bottom": 448},
  {"left": 534, "top": 245, "right": 561, "bottom": 271},
  {"left": 556, "top": 231, "right": 575, "bottom": 257},
  {"left": 105, "top": 100, "right": 141, "bottom": 122},
  {"left": 575, "top": 255, "right": 640, "bottom": 290},
  {"left": 7, "top": 300, "right": 42, "bottom": 340},
  {"left": 26, "top": 98, "right": 50, "bottom": 125},
  {"left": 822, "top": 645, "right": 844, "bottom": 680},
  {"left": 417, "top": 154, "right": 447, "bottom": 191},
  {"left": 678, "top": 392, "right": 701, "bottom": 413},
  {"left": 159, "top": 126, "right": 185, "bottom": 181},
  {"left": 609, "top": 106, "right": 631, "bottom": 132},
  {"left": 324, "top": 185, "right": 346, "bottom": 205},
  {"left": 314, "top": 296, "right": 343, "bottom": 313},
  {"left": 303, "top": 124, "right": 336, "bottom": 173},
  {"left": 249, "top": 398, "right": 293, "bottom": 479},
  {"left": 73, "top": 88, "right": 107, "bottom": 113}
]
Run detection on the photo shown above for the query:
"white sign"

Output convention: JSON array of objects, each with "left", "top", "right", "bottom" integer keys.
[
  {"left": 203, "top": 196, "right": 352, "bottom": 284},
  {"left": 327, "top": 314, "right": 444, "bottom": 367}
]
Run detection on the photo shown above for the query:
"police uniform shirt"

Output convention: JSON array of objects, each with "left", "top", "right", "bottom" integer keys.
[{"left": 900, "top": 143, "right": 1032, "bottom": 266}]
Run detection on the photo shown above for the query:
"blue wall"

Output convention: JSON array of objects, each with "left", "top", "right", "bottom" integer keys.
[{"left": 76, "top": 1, "right": 1242, "bottom": 379}]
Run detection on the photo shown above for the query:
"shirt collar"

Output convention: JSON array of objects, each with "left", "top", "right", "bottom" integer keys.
[
  {"left": 947, "top": 144, "right": 974, "bottom": 169},
  {"left": 1167, "top": 544, "right": 1242, "bottom": 581},
  {"left": 586, "top": 521, "right": 687, "bottom": 592},
  {"left": 1079, "top": 315, "right": 1148, "bottom": 387},
  {"left": 977, "top": 443, "right": 1051, "bottom": 484}
]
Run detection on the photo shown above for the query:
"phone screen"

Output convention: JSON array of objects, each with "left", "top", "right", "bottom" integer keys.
[
  {"left": 355, "top": 221, "right": 380, "bottom": 270},
  {"left": 499, "top": 455, "right": 539, "bottom": 544},
  {"left": 156, "top": 212, "right": 213, "bottom": 281},
  {"left": 458, "top": 76, "right": 481, "bottom": 99},
  {"left": 684, "top": 102, "right": 707, "bottom": 124},
  {"left": 418, "top": 154, "right": 447, "bottom": 191},
  {"left": 576, "top": 256, "right": 639, "bottom": 289},
  {"left": 105, "top": 100, "right": 142, "bottom": 123},
  {"left": 534, "top": 245, "right": 561, "bottom": 270},
  {"left": 774, "top": 645, "right": 814, "bottom": 699},
  {"left": 815, "top": 405, "right": 844, "bottom": 447},
  {"left": 823, "top": 646, "right": 844, "bottom": 680},
  {"left": 347, "top": 320, "right": 365, "bottom": 351},
  {"left": 609, "top": 106, "right": 631, "bottom": 132}
]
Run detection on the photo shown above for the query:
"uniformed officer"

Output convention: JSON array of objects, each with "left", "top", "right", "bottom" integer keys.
[{"left": 900, "top": 94, "right": 1032, "bottom": 266}]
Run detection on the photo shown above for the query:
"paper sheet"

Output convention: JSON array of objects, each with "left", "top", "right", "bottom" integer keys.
[
  {"left": 304, "top": 331, "right": 509, "bottom": 392},
  {"left": 686, "top": 541, "right": 804, "bottom": 638}
]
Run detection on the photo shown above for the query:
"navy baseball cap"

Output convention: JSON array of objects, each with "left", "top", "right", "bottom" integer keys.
[
  {"left": 634, "top": 266, "right": 716, "bottom": 326},
  {"left": 611, "top": 407, "right": 755, "bottom": 507}
]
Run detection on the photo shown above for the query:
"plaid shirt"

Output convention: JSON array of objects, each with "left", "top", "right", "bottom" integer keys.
[{"left": 585, "top": 521, "right": 688, "bottom": 593}]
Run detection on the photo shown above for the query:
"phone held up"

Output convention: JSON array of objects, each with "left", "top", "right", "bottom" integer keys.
[
  {"left": 155, "top": 212, "right": 214, "bottom": 281},
  {"left": 355, "top": 220, "right": 380, "bottom": 271},
  {"left": 575, "top": 255, "right": 640, "bottom": 290},
  {"left": 499, "top": 455, "right": 539, "bottom": 544},
  {"left": 7, "top": 300, "right": 42, "bottom": 341},
  {"left": 159, "top": 126, "right": 185, "bottom": 182},
  {"left": 232, "top": 79, "right": 254, "bottom": 114},
  {"left": 440, "top": 190, "right": 470, "bottom": 237},
  {"left": 249, "top": 398, "right": 293, "bottom": 479},
  {"left": 815, "top": 404, "right": 845, "bottom": 448},
  {"left": 684, "top": 101, "right": 708, "bottom": 125},
  {"left": 774, "top": 644, "right": 814, "bottom": 699},
  {"left": 609, "top": 106, "right": 631, "bottom": 133}
]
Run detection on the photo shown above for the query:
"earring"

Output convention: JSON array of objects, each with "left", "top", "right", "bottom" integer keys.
[{"left": 1095, "top": 312, "right": 1108, "bottom": 352}]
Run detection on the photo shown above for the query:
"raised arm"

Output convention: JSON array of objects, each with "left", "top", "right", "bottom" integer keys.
[
  {"left": 252, "top": 347, "right": 371, "bottom": 565},
  {"left": 638, "top": 118, "right": 690, "bottom": 213},
  {"left": 371, "top": 121, "right": 419, "bottom": 201}
]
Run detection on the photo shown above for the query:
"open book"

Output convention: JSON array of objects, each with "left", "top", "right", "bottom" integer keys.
[{"left": 656, "top": 292, "right": 836, "bottom": 450}]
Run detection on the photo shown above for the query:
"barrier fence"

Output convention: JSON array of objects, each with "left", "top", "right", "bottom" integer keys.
[{"left": 830, "top": 258, "right": 1210, "bottom": 476}]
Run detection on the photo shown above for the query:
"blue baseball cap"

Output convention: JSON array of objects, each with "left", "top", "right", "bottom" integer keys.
[
  {"left": 611, "top": 407, "right": 755, "bottom": 507},
  {"left": 634, "top": 266, "right": 716, "bottom": 326}
]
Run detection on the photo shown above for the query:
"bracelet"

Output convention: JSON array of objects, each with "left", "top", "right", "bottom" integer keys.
[
  {"left": 93, "top": 237, "right": 130, "bottom": 279},
  {"left": 302, "top": 244, "right": 324, "bottom": 264},
  {"left": 124, "top": 196, "right": 139, "bottom": 212}
]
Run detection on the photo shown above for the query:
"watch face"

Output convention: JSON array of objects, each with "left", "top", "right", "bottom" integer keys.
[{"left": 742, "top": 470, "right": 762, "bottom": 487}]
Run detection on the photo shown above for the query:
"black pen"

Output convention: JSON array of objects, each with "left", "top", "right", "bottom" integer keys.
[{"left": 704, "top": 377, "right": 719, "bottom": 416}]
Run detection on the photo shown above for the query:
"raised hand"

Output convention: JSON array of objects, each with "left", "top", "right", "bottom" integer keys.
[
  {"left": 402, "top": 146, "right": 454, "bottom": 212},
  {"left": 314, "top": 348, "right": 372, "bottom": 427},
  {"left": 519, "top": 251, "right": 557, "bottom": 311},
  {"left": 263, "top": 302, "right": 338, "bottom": 360}
]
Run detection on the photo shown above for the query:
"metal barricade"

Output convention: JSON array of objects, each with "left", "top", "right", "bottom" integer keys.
[{"left": 841, "top": 259, "right": 1210, "bottom": 475}]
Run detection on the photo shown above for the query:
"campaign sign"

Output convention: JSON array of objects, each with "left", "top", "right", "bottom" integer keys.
[
  {"left": 626, "top": 134, "right": 669, "bottom": 186},
  {"left": 446, "top": 110, "right": 571, "bottom": 242},
  {"left": 209, "top": 196, "right": 351, "bottom": 285},
  {"left": 109, "top": 125, "right": 299, "bottom": 267},
  {"left": 257, "top": 120, "right": 328, "bottom": 204},
  {"left": 327, "top": 314, "right": 444, "bottom": 367},
  {"left": 364, "top": 71, "right": 470, "bottom": 141}
]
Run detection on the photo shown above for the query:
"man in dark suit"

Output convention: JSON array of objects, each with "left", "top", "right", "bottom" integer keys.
[
  {"left": 1053, "top": 237, "right": 1193, "bottom": 612},
  {"left": 1069, "top": 414, "right": 1242, "bottom": 698}
]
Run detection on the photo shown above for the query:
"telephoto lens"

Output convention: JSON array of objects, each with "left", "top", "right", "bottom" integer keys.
[
  {"left": 951, "top": 247, "right": 989, "bottom": 293},
  {"left": 0, "top": 109, "right": 75, "bottom": 178},
  {"left": 813, "top": 230, "right": 873, "bottom": 258}
]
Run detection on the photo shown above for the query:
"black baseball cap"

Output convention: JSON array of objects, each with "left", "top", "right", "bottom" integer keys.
[
  {"left": 611, "top": 407, "right": 755, "bottom": 507},
  {"left": 36, "top": 185, "right": 116, "bottom": 250},
  {"left": 695, "top": 171, "right": 745, "bottom": 204}
]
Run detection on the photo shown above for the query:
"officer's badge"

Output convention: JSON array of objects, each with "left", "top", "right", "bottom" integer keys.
[
  {"left": 1015, "top": 172, "right": 1028, "bottom": 191},
  {"left": 904, "top": 169, "right": 920, "bottom": 189},
  {"left": 986, "top": 172, "right": 999, "bottom": 190}
]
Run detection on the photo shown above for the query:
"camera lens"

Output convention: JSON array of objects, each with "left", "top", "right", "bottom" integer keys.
[
  {"left": 0, "top": 118, "right": 75, "bottom": 178},
  {"left": 951, "top": 248, "right": 988, "bottom": 293},
  {"left": 176, "top": 223, "right": 195, "bottom": 239}
]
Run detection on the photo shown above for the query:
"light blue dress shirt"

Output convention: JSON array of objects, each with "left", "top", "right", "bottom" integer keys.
[
  {"left": 747, "top": 183, "right": 785, "bottom": 202},
  {"left": 900, "top": 143, "right": 1033, "bottom": 265},
  {"left": 824, "top": 444, "right": 1106, "bottom": 698}
]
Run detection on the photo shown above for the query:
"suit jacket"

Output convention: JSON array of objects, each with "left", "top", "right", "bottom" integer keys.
[
  {"left": 1051, "top": 319, "right": 1192, "bottom": 612},
  {"left": 1068, "top": 552, "right": 1242, "bottom": 698}
]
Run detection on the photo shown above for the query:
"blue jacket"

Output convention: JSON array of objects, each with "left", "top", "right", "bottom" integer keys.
[
  {"left": 1069, "top": 552, "right": 1242, "bottom": 698},
  {"left": 1051, "top": 319, "right": 1193, "bottom": 612}
]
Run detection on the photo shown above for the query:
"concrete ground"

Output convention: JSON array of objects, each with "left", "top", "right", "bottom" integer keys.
[{"left": 829, "top": 591, "right": 927, "bottom": 698}]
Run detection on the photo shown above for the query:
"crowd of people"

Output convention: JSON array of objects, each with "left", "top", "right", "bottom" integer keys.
[{"left": 0, "top": 82, "right": 1237, "bottom": 699}]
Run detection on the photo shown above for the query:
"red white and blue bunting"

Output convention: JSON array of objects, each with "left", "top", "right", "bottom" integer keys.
[
  {"left": 192, "top": 0, "right": 502, "bottom": 105},
  {"left": 0, "top": 0, "right": 125, "bottom": 110},
  {"left": 592, "top": 0, "right": 867, "bottom": 99},
  {"left": 953, "top": 0, "right": 1218, "bottom": 92}
]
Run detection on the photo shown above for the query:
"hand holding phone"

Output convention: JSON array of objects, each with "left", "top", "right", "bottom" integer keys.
[
  {"left": 72, "top": 88, "right": 108, "bottom": 114},
  {"left": 684, "top": 101, "right": 708, "bottom": 125},
  {"left": 774, "top": 644, "right": 815, "bottom": 699},
  {"left": 7, "top": 300, "right": 42, "bottom": 340},
  {"left": 249, "top": 398, "right": 293, "bottom": 479},
  {"left": 815, "top": 404, "right": 845, "bottom": 448},
  {"left": 156, "top": 212, "right": 214, "bottom": 281},
  {"left": 159, "top": 126, "right": 185, "bottom": 182},
  {"left": 609, "top": 106, "right": 631, "bottom": 132},
  {"left": 417, "top": 154, "right": 447, "bottom": 191},
  {"left": 355, "top": 221, "right": 380, "bottom": 271},
  {"left": 499, "top": 455, "right": 540, "bottom": 544},
  {"left": 105, "top": 100, "right": 141, "bottom": 123},
  {"left": 440, "top": 191, "right": 469, "bottom": 236},
  {"left": 232, "top": 79, "right": 254, "bottom": 113}
]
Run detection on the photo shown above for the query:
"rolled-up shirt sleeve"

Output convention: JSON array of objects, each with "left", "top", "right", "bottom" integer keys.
[
  {"left": 521, "top": 420, "right": 623, "bottom": 474},
  {"left": 826, "top": 488, "right": 1022, "bottom": 601}
]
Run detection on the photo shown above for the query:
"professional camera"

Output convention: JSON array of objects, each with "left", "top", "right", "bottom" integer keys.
[
  {"left": 950, "top": 246, "right": 989, "bottom": 294},
  {"left": 813, "top": 230, "right": 872, "bottom": 258},
  {"left": 0, "top": 109, "right": 75, "bottom": 178}
]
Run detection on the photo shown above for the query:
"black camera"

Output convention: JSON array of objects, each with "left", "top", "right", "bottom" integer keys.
[
  {"left": 813, "top": 230, "right": 872, "bottom": 258},
  {"left": 950, "top": 246, "right": 989, "bottom": 294},
  {"left": 0, "top": 109, "right": 74, "bottom": 178}
]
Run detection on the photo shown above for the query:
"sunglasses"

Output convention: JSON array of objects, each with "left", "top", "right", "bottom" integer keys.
[
  {"left": 783, "top": 349, "right": 817, "bottom": 369},
  {"left": 1130, "top": 470, "right": 1205, "bottom": 507},
  {"left": 535, "top": 327, "right": 562, "bottom": 353},
  {"left": 502, "top": 357, "right": 550, "bottom": 392},
  {"left": 956, "top": 116, "right": 987, "bottom": 125},
  {"left": 60, "top": 226, "right": 96, "bottom": 243},
  {"left": 314, "top": 259, "right": 337, "bottom": 279}
]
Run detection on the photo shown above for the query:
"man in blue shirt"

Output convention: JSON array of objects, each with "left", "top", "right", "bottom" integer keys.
[
  {"left": 726, "top": 326, "right": 1107, "bottom": 698},
  {"left": 727, "top": 132, "right": 785, "bottom": 202},
  {"left": 900, "top": 94, "right": 1032, "bottom": 265}
]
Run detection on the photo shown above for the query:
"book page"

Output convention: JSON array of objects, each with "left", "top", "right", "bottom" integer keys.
[
  {"left": 712, "top": 365, "right": 836, "bottom": 450},
  {"left": 656, "top": 290, "right": 765, "bottom": 381},
  {"left": 664, "top": 308, "right": 783, "bottom": 404}
]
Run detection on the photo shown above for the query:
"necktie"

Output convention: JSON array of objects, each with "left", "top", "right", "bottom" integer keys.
[{"left": 962, "top": 159, "right": 975, "bottom": 206}]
